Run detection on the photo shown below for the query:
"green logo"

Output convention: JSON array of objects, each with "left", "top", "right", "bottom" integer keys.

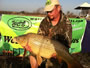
[
  {"left": 7, "top": 17, "right": 32, "bottom": 31},
  {"left": 45, "top": 0, "right": 51, "bottom": 6}
]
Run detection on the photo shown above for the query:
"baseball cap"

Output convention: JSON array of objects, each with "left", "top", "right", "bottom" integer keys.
[{"left": 44, "top": 0, "right": 60, "bottom": 11}]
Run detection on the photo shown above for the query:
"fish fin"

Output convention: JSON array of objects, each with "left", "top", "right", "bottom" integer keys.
[
  {"left": 56, "top": 56, "right": 63, "bottom": 64},
  {"left": 23, "top": 48, "right": 27, "bottom": 57},
  {"left": 36, "top": 54, "right": 42, "bottom": 66}
]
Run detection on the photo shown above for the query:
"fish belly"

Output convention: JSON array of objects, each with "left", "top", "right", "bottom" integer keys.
[
  {"left": 40, "top": 47, "right": 56, "bottom": 58},
  {"left": 39, "top": 41, "right": 56, "bottom": 59},
  {"left": 28, "top": 36, "right": 56, "bottom": 59}
]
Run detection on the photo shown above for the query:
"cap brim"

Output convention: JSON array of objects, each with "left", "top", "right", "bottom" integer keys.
[{"left": 44, "top": 5, "right": 54, "bottom": 11}]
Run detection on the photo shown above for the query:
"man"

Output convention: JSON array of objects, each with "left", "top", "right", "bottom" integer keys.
[
  {"left": 39, "top": 0, "right": 72, "bottom": 49},
  {"left": 29, "top": 0, "right": 72, "bottom": 68}
]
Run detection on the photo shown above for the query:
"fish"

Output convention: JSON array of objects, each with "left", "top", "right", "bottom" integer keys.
[{"left": 13, "top": 33, "right": 83, "bottom": 68}]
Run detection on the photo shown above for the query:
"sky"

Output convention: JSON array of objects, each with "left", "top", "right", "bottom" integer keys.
[{"left": 0, "top": 0, "right": 90, "bottom": 14}]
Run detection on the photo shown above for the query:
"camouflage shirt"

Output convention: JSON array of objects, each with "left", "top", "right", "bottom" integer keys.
[{"left": 38, "top": 11, "right": 72, "bottom": 48}]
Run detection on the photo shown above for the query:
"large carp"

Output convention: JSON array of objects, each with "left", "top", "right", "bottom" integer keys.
[{"left": 13, "top": 33, "right": 83, "bottom": 68}]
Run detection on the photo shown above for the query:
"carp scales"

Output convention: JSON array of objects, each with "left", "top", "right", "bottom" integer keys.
[{"left": 13, "top": 33, "right": 83, "bottom": 68}]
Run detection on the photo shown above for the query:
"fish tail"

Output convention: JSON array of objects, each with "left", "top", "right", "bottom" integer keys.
[
  {"left": 67, "top": 59, "right": 83, "bottom": 68},
  {"left": 55, "top": 44, "right": 83, "bottom": 68},
  {"left": 57, "top": 56, "right": 62, "bottom": 63},
  {"left": 57, "top": 55, "right": 83, "bottom": 68}
]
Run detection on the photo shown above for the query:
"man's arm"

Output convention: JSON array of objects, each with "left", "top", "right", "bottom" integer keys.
[
  {"left": 37, "top": 17, "right": 48, "bottom": 35},
  {"left": 65, "top": 18, "right": 72, "bottom": 47}
]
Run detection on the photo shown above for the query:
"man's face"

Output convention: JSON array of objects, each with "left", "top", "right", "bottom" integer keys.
[{"left": 47, "top": 5, "right": 60, "bottom": 20}]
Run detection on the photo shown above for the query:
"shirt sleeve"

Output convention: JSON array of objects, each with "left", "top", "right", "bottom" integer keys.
[
  {"left": 37, "top": 17, "right": 47, "bottom": 36},
  {"left": 65, "top": 18, "right": 72, "bottom": 47}
]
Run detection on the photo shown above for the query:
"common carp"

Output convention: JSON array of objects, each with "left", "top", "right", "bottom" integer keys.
[{"left": 13, "top": 33, "right": 83, "bottom": 68}]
